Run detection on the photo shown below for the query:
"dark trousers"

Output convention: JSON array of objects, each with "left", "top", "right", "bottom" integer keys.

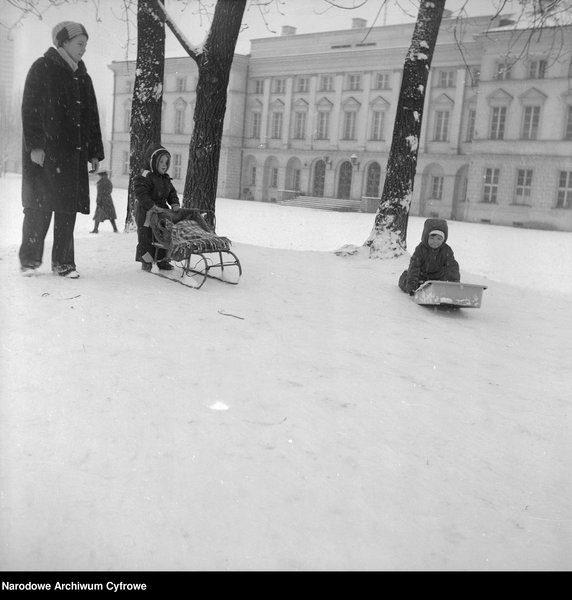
[
  {"left": 136, "top": 226, "right": 167, "bottom": 264},
  {"left": 19, "top": 208, "right": 77, "bottom": 272}
]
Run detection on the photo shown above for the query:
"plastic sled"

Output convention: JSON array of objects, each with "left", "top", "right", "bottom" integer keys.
[{"left": 412, "top": 281, "right": 487, "bottom": 308}]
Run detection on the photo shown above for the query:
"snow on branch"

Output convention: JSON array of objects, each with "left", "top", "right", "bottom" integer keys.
[{"left": 151, "top": 0, "right": 203, "bottom": 60}]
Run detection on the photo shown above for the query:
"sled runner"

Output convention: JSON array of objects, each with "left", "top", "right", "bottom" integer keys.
[
  {"left": 147, "top": 207, "right": 242, "bottom": 290},
  {"left": 412, "top": 280, "right": 487, "bottom": 308}
]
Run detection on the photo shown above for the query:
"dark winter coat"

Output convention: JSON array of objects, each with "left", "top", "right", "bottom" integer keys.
[
  {"left": 133, "top": 144, "right": 181, "bottom": 227},
  {"left": 94, "top": 174, "right": 117, "bottom": 222},
  {"left": 401, "top": 218, "right": 460, "bottom": 293},
  {"left": 21, "top": 47, "right": 104, "bottom": 215}
]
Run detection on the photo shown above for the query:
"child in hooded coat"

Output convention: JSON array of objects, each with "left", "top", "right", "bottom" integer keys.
[
  {"left": 133, "top": 144, "right": 181, "bottom": 271},
  {"left": 398, "top": 218, "right": 460, "bottom": 295}
]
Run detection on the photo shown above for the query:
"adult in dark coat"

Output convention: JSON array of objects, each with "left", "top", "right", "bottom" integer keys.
[
  {"left": 91, "top": 171, "right": 118, "bottom": 233},
  {"left": 19, "top": 21, "right": 104, "bottom": 278},
  {"left": 398, "top": 218, "right": 461, "bottom": 294}
]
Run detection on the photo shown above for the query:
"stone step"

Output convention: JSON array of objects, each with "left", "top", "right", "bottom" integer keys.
[{"left": 278, "top": 196, "right": 362, "bottom": 212}]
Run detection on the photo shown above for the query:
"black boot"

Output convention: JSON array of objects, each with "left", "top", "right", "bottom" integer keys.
[{"left": 157, "top": 260, "right": 174, "bottom": 271}]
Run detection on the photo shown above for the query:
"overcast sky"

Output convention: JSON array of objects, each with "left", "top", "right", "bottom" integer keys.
[{"left": 3, "top": 0, "right": 515, "bottom": 135}]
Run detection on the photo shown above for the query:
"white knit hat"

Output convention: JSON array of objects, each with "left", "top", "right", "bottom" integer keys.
[
  {"left": 428, "top": 229, "right": 445, "bottom": 238},
  {"left": 52, "top": 22, "right": 89, "bottom": 47}
]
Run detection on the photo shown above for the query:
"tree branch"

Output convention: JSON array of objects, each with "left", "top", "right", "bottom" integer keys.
[{"left": 150, "top": 0, "right": 202, "bottom": 60}]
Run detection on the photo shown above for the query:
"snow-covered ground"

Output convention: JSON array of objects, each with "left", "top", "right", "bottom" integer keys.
[{"left": 0, "top": 173, "right": 570, "bottom": 571}]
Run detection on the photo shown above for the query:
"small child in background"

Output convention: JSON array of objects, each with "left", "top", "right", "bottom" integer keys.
[
  {"left": 398, "top": 218, "right": 460, "bottom": 295},
  {"left": 133, "top": 144, "right": 181, "bottom": 271},
  {"left": 91, "top": 170, "right": 118, "bottom": 233}
]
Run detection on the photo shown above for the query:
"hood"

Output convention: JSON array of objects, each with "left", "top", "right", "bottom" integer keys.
[
  {"left": 421, "top": 218, "right": 448, "bottom": 246},
  {"left": 143, "top": 144, "right": 171, "bottom": 174}
]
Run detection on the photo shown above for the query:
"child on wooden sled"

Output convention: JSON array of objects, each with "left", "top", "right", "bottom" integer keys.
[
  {"left": 134, "top": 143, "right": 223, "bottom": 272},
  {"left": 398, "top": 218, "right": 460, "bottom": 295}
]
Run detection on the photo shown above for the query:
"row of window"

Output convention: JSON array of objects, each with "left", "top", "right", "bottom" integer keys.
[
  {"left": 255, "top": 72, "right": 394, "bottom": 95},
  {"left": 250, "top": 107, "right": 387, "bottom": 141},
  {"left": 252, "top": 59, "right": 559, "bottom": 97},
  {"left": 480, "top": 168, "right": 572, "bottom": 208},
  {"left": 248, "top": 103, "right": 572, "bottom": 144},
  {"left": 494, "top": 59, "right": 547, "bottom": 81}
]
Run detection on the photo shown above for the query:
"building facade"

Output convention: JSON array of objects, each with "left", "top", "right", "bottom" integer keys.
[{"left": 108, "top": 13, "right": 572, "bottom": 231}]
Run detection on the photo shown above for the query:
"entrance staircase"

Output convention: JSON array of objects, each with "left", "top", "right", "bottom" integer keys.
[{"left": 278, "top": 195, "right": 362, "bottom": 213}]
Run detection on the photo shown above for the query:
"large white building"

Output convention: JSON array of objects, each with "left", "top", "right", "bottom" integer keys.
[{"left": 108, "top": 12, "right": 572, "bottom": 231}]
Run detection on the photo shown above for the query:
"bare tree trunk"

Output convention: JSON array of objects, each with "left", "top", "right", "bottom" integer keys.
[
  {"left": 124, "top": 0, "right": 165, "bottom": 230},
  {"left": 365, "top": 0, "right": 446, "bottom": 258},
  {"left": 181, "top": 0, "right": 246, "bottom": 227}
]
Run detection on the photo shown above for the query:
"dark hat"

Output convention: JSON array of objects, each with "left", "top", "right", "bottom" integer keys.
[{"left": 52, "top": 22, "right": 89, "bottom": 47}]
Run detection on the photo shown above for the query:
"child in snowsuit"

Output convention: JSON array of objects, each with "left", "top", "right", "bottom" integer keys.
[
  {"left": 91, "top": 170, "right": 118, "bottom": 233},
  {"left": 398, "top": 218, "right": 460, "bottom": 295},
  {"left": 133, "top": 144, "right": 181, "bottom": 271}
]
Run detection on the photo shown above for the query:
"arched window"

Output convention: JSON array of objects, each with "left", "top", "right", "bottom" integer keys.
[
  {"left": 313, "top": 160, "right": 326, "bottom": 196},
  {"left": 337, "top": 161, "right": 353, "bottom": 199},
  {"left": 366, "top": 162, "right": 381, "bottom": 197}
]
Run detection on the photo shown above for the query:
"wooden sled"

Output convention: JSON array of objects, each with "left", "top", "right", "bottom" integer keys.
[
  {"left": 147, "top": 208, "right": 242, "bottom": 290},
  {"left": 151, "top": 241, "right": 242, "bottom": 290},
  {"left": 412, "top": 280, "right": 487, "bottom": 308}
]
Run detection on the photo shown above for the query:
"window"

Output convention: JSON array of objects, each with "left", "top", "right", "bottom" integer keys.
[
  {"left": 297, "top": 77, "right": 309, "bottom": 93},
  {"left": 437, "top": 70, "right": 455, "bottom": 88},
  {"left": 319, "top": 75, "right": 333, "bottom": 91},
  {"left": 172, "top": 154, "right": 182, "bottom": 179},
  {"left": 527, "top": 60, "right": 546, "bottom": 79},
  {"left": 342, "top": 111, "right": 357, "bottom": 140},
  {"left": 122, "top": 150, "right": 129, "bottom": 176},
  {"left": 292, "top": 169, "right": 301, "bottom": 191},
  {"left": 175, "top": 77, "right": 186, "bottom": 92},
  {"left": 250, "top": 112, "right": 261, "bottom": 139},
  {"left": 434, "top": 110, "right": 450, "bottom": 141},
  {"left": 313, "top": 161, "right": 326, "bottom": 196},
  {"left": 254, "top": 79, "right": 264, "bottom": 94},
  {"left": 271, "top": 112, "right": 283, "bottom": 138},
  {"left": 370, "top": 110, "right": 385, "bottom": 141},
  {"left": 373, "top": 72, "right": 391, "bottom": 90},
  {"left": 348, "top": 74, "right": 361, "bottom": 91},
  {"left": 316, "top": 111, "right": 330, "bottom": 140},
  {"left": 466, "top": 108, "right": 476, "bottom": 142},
  {"left": 174, "top": 107, "right": 185, "bottom": 134},
  {"left": 556, "top": 171, "right": 572, "bottom": 208},
  {"left": 293, "top": 111, "right": 306, "bottom": 139},
  {"left": 515, "top": 169, "right": 533, "bottom": 204},
  {"left": 430, "top": 176, "right": 444, "bottom": 200},
  {"left": 273, "top": 79, "right": 286, "bottom": 94},
  {"left": 250, "top": 166, "right": 256, "bottom": 186},
  {"left": 495, "top": 62, "right": 512, "bottom": 80},
  {"left": 470, "top": 68, "right": 480, "bottom": 87},
  {"left": 123, "top": 105, "right": 131, "bottom": 132},
  {"left": 483, "top": 168, "right": 500, "bottom": 203},
  {"left": 522, "top": 106, "right": 540, "bottom": 140},
  {"left": 365, "top": 162, "right": 381, "bottom": 197},
  {"left": 270, "top": 167, "right": 278, "bottom": 188},
  {"left": 490, "top": 106, "right": 506, "bottom": 139},
  {"left": 565, "top": 106, "right": 572, "bottom": 140}
]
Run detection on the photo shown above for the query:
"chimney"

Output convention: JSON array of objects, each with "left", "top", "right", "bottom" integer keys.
[
  {"left": 351, "top": 18, "right": 367, "bottom": 29},
  {"left": 281, "top": 25, "right": 297, "bottom": 36}
]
